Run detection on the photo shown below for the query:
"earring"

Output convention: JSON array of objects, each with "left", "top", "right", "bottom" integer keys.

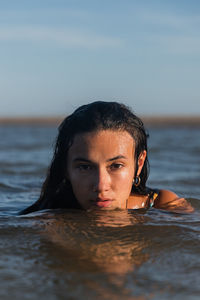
[{"left": 134, "top": 175, "right": 141, "bottom": 187}]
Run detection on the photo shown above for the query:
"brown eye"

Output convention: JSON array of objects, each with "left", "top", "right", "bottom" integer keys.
[
  {"left": 77, "top": 164, "right": 92, "bottom": 171},
  {"left": 110, "top": 163, "right": 123, "bottom": 170}
]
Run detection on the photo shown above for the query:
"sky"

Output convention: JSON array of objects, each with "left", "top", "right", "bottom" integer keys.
[{"left": 0, "top": 0, "right": 200, "bottom": 116}]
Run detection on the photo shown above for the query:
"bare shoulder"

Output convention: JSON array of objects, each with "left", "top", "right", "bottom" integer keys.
[{"left": 154, "top": 189, "right": 194, "bottom": 213}]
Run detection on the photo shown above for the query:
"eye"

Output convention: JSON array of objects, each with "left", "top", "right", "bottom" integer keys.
[
  {"left": 110, "top": 163, "right": 124, "bottom": 170},
  {"left": 77, "top": 164, "right": 92, "bottom": 171}
]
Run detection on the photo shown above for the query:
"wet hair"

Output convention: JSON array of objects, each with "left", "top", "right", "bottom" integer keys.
[{"left": 21, "top": 101, "right": 149, "bottom": 214}]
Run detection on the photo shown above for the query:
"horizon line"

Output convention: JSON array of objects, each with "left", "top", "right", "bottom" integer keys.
[{"left": 0, "top": 115, "right": 200, "bottom": 127}]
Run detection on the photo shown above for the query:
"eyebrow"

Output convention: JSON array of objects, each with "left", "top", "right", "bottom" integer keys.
[
  {"left": 73, "top": 155, "right": 127, "bottom": 163},
  {"left": 107, "top": 155, "right": 127, "bottom": 162}
]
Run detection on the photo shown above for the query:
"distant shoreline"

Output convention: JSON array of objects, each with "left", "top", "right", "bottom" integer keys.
[
  {"left": 0, "top": 116, "right": 200, "bottom": 127},
  {"left": 0, "top": 117, "right": 63, "bottom": 126}
]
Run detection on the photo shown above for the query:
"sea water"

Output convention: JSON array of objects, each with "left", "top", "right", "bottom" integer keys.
[{"left": 0, "top": 125, "right": 200, "bottom": 300}]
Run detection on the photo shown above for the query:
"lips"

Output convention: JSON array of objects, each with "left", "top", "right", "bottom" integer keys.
[{"left": 91, "top": 198, "right": 113, "bottom": 208}]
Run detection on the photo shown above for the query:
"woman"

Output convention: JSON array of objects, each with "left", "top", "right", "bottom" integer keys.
[{"left": 20, "top": 101, "right": 193, "bottom": 214}]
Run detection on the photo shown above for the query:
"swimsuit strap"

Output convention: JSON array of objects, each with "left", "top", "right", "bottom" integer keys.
[{"left": 146, "top": 188, "right": 160, "bottom": 208}]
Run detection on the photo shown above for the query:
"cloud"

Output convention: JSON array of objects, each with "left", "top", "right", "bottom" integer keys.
[{"left": 0, "top": 26, "right": 122, "bottom": 48}]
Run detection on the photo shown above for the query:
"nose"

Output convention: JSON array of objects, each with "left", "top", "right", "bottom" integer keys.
[{"left": 93, "top": 167, "right": 111, "bottom": 193}]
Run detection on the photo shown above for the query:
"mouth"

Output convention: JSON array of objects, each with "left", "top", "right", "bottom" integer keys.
[{"left": 91, "top": 198, "right": 114, "bottom": 208}]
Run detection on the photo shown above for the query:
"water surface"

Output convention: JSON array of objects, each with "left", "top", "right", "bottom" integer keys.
[{"left": 0, "top": 125, "right": 200, "bottom": 299}]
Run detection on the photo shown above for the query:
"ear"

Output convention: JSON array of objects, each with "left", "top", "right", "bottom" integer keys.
[{"left": 137, "top": 150, "right": 147, "bottom": 176}]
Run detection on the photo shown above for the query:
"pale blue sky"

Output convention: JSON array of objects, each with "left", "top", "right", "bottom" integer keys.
[{"left": 0, "top": 0, "right": 200, "bottom": 116}]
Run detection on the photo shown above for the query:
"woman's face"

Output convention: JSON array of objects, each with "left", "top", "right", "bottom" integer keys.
[{"left": 66, "top": 130, "right": 146, "bottom": 210}]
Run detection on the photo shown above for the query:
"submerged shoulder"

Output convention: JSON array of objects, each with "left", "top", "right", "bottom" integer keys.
[{"left": 154, "top": 189, "right": 194, "bottom": 213}]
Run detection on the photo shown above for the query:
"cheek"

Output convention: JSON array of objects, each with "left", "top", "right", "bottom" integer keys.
[
  {"left": 69, "top": 177, "right": 87, "bottom": 204},
  {"left": 115, "top": 168, "right": 134, "bottom": 191},
  {"left": 68, "top": 170, "right": 91, "bottom": 195},
  {"left": 119, "top": 166, "right": 134, "bottom": 182}
]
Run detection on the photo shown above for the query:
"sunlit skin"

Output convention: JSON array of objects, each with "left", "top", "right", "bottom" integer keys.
[
  {"left": 66, "top": 130, "right": 146, "bottom": 210},
  {"left": 66, "top": 129, "right": 194, "bottom": 212}
]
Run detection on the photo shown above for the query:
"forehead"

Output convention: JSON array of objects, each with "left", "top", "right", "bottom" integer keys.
[{"left": 68, "top": 130, "right": 135, "bottom": 159}]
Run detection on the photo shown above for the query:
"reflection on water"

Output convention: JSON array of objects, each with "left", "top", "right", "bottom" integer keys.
[
  {"left": 1, "top": 205, "right": 198, "bottom": 299},
  {"left": 41, "top": 210, "right": 150, "bottom": 275}
]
